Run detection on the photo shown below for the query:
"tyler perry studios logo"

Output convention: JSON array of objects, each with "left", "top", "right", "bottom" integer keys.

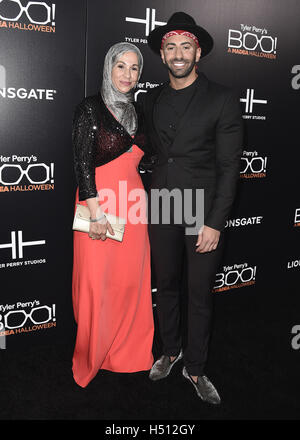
[
  {"left": 0, "top": 154, "right": 55, "bottom": 193},
  {"left": 213, "top": 262, "right": 257, "bottom": 293},
  {"left": 227, "top": 24, "right": 278, "bottom": 60},
  {"left": 125, "top": 7, "right": 166, "bottom": 44},
  {"left": 240, "top": 150, "right": 268, "bottom": 179},
  {"left": 0, "top": 65, "right": 57, "bottom": 101},
  {"left": 0, "top": 230, "right": 46, "bottom": 269},
  {"left": 240, "top": 88, "right": 268, "bottom": 121},
  {"left": 0, "top": 299, "right": 56, "bottom": 341},
  {"left": 0, "top": 0, "right": 55, "bottom": 33}
]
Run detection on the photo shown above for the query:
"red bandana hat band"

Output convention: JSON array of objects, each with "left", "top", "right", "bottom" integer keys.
[{"left": 161, "top": 30, "right": 200, "bottom": 49}]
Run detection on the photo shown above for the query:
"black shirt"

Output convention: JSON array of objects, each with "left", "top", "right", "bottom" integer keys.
[{"left": 154, "top": 76, "right": 198, "bottom": 148}]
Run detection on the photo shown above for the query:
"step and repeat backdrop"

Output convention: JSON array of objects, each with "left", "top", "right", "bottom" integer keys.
[
  {"left": 0, "top": 0, "right": 85, "bottom": 347},
  {"left": 1, "top": 0, "right": 299, "bottom": 360}
]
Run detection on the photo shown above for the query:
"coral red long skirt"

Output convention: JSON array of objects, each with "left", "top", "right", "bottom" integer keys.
[{"left": 72, "top": 145, "right": 154, "bottom": 387}]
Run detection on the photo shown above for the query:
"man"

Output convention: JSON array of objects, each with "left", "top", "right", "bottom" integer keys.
[{"left": 143, "top": 12, "right": 243, "bottom": 404}]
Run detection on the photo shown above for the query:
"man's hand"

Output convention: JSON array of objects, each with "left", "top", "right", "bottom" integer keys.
[{"left": 195, "top": 225, "right": 220, "bottom": 253}]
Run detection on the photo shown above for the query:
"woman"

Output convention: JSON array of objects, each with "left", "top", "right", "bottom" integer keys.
[{"left": 72, "top": 42, "right": 154, "bottom": 388}]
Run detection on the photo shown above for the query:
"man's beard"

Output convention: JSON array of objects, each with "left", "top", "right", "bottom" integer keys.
[{"left": 166, "top": 57, "right": 197, "bottom": 79}]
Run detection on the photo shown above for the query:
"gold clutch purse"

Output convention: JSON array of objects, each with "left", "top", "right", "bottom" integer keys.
[{"left": 72, "top": 204, "right": 125, "bottom": 242}]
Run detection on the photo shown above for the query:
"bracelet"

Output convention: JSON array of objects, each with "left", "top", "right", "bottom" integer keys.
[{"left": 90, "top": 213, "right": 106, "bottom": 223}]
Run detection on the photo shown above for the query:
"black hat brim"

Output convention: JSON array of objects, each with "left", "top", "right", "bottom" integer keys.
[{"left": 148, "top": 23, "right": 214, "bottom": 58}]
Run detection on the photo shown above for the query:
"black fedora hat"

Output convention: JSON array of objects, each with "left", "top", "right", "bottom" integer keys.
[{"left": 148, "top": 11, "right": 213, "bottom": 58}]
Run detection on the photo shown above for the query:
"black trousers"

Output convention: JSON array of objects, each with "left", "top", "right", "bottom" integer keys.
[{"left": 149, "top": 223, "right": 224, "bottom": 376}]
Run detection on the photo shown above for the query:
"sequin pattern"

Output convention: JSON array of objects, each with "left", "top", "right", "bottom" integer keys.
[{"left": 72, "top": 94, "right": 154, "bottom": 201}]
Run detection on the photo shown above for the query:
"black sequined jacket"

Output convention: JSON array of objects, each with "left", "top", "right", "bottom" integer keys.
[{"left": 72, "top": 93, "right": 154, "bottom": 201}]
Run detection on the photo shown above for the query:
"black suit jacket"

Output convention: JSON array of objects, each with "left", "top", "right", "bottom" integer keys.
[{"left": 140, "top": 73, "right": 243, "bottom": 231}]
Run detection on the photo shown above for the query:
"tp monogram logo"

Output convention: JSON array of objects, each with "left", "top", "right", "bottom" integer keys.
[
  {"left": 0, "top": 0, "right": 55, "bottom": 25},
  {"left": 125, "top": 8, "right": 166, "bottom": 36},
  {"left": 0, "top": 231, "right": 45, "bottom": 259},
  {"left": 240, "top": 89, "right": 267, "bottom": 113}
]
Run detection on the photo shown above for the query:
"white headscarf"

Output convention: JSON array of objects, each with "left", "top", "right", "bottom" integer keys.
[{"left": 101, "top": 42, "right": 143, "bottom": 136}]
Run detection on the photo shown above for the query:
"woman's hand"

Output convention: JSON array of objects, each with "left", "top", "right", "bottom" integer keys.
[
  {"left": 89, "top": 217, "right": 114, "bottom": 241},
  {"left": 85, "top": 196, "right": 114, "bottom": 241}
]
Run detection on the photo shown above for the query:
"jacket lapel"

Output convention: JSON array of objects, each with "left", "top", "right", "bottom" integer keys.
[{"left": 150, "top": 83, "right": 169, "bottom": 157}]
